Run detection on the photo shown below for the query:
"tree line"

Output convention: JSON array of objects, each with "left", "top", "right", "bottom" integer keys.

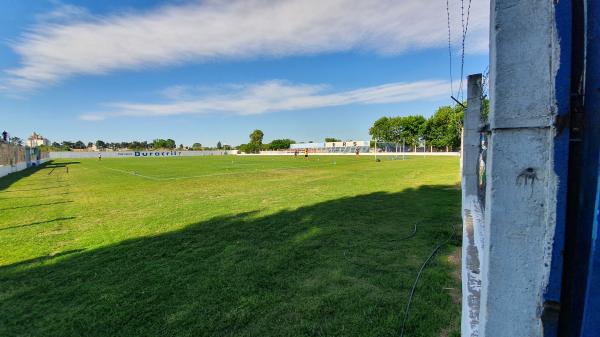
[
  {"left": 237, "top": 130, "right": 348, "bottom": 153},
  {"left": 237, "top": 102, "right": 482, "bottom": 154},
  {"left": 41, "top": 139, "right": 231, "bottom": 152},
  {"left": 369, "top": 102, "right": 487, "bottom": 151},
  {"left": 36, "top": 101, "right": 482, "bottom": 154},
  {"left": 238, "top": 130, "right": 296, "bottom": 153}
]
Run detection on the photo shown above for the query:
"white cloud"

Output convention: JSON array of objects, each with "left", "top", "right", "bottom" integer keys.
[
  {"left": 79, "top": 113, "right": 106, "bottom": 121},
  {"left": 5, "top": 0, "right": 489, "bottom": 90},
  {"left": 80, "top": 79, "right": 450, "bottom": 120},
  {"left": 34, "top": 3, "right": 92, "bottom": 24}
]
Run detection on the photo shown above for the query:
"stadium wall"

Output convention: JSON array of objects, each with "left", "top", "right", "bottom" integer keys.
[
  {"left": 48, "top": 150, "right": 237, "bottom": 159},
  {"left": 255, "top": 151, "right": 460, "bottom": 156},
  {"left": 0, "top": 158, "right": 51, "bottom": 178}
]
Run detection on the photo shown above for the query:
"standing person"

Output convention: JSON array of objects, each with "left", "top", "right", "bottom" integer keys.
[
  {"left": 304, "top": 148, "right": 309, "bottom": 159},
  {"left": 294, "top": 149, "right": 298, "bottom": 158},
  {"left": 355, "top": 147, "right": 360, "bottom": 157},
  {"left": 98, "top": 152, "right": 102, "bottom": 161}
]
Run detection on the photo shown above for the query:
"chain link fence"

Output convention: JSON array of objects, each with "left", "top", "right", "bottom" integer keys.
[{"left": 0, "top": 143, "right": 48, "bottom": 167}]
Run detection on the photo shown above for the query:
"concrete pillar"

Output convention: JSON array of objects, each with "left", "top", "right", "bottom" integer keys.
[
  {"left": 462, "top": 75, "right": 482, "bottom": 198},
  {"left": 461, "top": 74, "right": 484, "bottom": 337},
  {"left": 480, "top": 1, "right": 561, "bottom": 336}
]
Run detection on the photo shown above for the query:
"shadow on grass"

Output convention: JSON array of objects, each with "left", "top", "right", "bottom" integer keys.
[
  {"left": 45, "top": 161, "right": 81, "bottom": 167},
  {"left": 0, "top": 249, "right": 85, "bottom": 270},
  {"left": 0, "top": 216, "right": 77, "bottom": 232},
  {"left": 0, "top": 192, "right": 71, "bottom": 200},
  {"left": 0, "top": 200, "right": 74, "bottom": 211},
  {"left": 0, "top": 185, "right": 461, "bottom": 337},
  {"left": 0, "top": 160, "right": 80, "bottom": 192},
  {"left": 0, "top": 161, "right": 50, "bottom": 192}
]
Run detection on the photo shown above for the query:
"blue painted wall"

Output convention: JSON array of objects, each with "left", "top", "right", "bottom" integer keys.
[
  {"left": 579, "top": 0, "right": 600, "bottom": 334},
  {"left": 546, "top": 0, "right": 572, "bottom": 305}
]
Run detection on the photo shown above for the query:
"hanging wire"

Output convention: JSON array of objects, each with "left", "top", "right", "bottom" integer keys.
[
  {"left": 457, "top": 0, "right": 473, "bottom": 101},
  {"left": 481, "top": 65, "right": 490, "bottom": 100},
  {"left": 446, "top": 0, "right": 454, "bottom": 97},
  {"left": 458, "top": 0, "right": 465, "bottom": 100}
]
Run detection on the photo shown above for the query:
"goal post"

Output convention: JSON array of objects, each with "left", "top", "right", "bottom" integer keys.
[{"left": 371, "top": 140, "right": 406, "bottom": 161}]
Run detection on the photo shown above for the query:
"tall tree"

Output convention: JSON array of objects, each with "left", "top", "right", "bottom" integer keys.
[
  {"left": 324, "top": 137, "right": 341, "bottom": 142},
  {"left": 396, "top": 115, "right": 427, "bottom": 147},
  {"left": 423, "top": 105, "right": 463, "bottom": 150},
  {"left": 369, "top": 117, "right": 394, "bottom": 142},
  {"left": 216, "top": 141, "right": 222, "bottom": 149},
  {"left": 369, "top": 115, "right": 426, "bottom": 147},
  {"left": 249, "top": 129, "right": 264, "bottom": 145}
]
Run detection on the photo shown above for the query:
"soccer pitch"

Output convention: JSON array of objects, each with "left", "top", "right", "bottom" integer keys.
[{"left": 0, "top": 156, "right": 461, "bottom": 337}]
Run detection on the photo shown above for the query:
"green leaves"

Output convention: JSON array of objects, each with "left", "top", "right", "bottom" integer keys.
[
  {"left": 249, "top": 129, "right": 264, "bottom": 145},
  {"left": 369, "top": 102, "right": 467, "bottom": 150},
  {"left": 268, "top": 139, "right": 295, "bottom": 150},
  {"left": 369, "top": 115, "right": 426, "bottom": 147},
  {"left": 423, "top": 105, "right": 464, "bottom": 150}
]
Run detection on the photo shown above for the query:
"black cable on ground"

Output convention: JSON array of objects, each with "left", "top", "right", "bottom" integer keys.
[
  {"left": 399, "top": 222, "right": 457, "bottom": 337},
  {"left": 398, "top": 222, "right": 418, "bottom": 242}
]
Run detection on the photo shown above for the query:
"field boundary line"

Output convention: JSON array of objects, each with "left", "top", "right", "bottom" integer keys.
[
  {"left": 99, "top": 160, "right": 363, "bottom": 181},
  {"left": 159, "top": 162, "right": 340, "bottom": 181},
  {"left": 100, "top": 166, "right": 162, "bottom": 180}
]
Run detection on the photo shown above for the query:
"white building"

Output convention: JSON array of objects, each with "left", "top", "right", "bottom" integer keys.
[{"left": 26, "top": 132, "right": 50, "bottom": 147}]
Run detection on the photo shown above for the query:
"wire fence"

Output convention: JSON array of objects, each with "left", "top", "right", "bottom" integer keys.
[
  {"left": 0, "top": 143, "right": 48, "bottom": 167},
  {"left": 0, "top": 143, "right": 25, "bottom": 166}
]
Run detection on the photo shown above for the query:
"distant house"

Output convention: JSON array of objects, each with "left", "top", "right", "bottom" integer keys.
[{"left": 27, "top": 132, "right": 50, "bottom": 147}]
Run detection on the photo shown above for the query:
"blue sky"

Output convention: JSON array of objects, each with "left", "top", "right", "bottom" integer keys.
[{"left": 0, "top": 0, "right": 489, "bottom": 147}]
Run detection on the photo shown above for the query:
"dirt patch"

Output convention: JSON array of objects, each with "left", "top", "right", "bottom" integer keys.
[
  {"left": 437, "top": 246, "right": 462, "bottom": 337},
  {"left": 439, "top": 326, "right": 451, "bottom": 337}
]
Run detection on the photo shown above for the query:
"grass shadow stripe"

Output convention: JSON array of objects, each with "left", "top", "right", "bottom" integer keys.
[
  {"left": 0, "top": 217, "right": 77, "bottom": 232},
  {"left": 0, "top": 200, "right": 74, "bottom": 211}
]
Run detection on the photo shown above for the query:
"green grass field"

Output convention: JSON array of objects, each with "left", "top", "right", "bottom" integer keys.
[{"left": 0, "top": 155, "right": 461, "bottom": 337}]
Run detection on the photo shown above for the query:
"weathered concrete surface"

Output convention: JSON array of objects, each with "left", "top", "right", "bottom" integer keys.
[
  {"left": 481, "top": 0, "right": 562, "bottom": 336},
  {"left": 462, "top": 196, "right": 485, "bottom": 337},
  {"left": 482, "top": 129, "right": 556, "bottom": 337},
  {"left": 489, "top": 0, "right": 556, "bottom": 130},
  {"left": 461, "top": 74, "right": 484, "bottom": 337}
]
